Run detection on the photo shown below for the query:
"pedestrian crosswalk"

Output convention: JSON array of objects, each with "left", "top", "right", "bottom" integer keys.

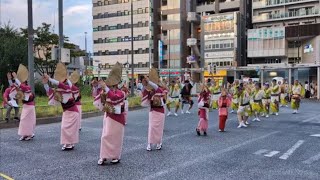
[{"left": 253, "top": 139, "right": 319, "bottom": 165}]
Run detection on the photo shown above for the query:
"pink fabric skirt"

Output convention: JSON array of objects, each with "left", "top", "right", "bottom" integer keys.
[
  {"left": 100, "top": 116, "right": 125, "bottom": 160},
  {"left": 18, "top": 104, "right": 36, "bottom": 136},
  {"left": 198, "top": 108, "right": 208, "bottom": 131},
  {"left": 148, "top": 111, "right": 165, "bottom": 145},
  {"left": 77, "top": 105, "right": 82, "bottom": 129},
  {"left": 61, "top": 110, "right": 80, "bottom": 145}
]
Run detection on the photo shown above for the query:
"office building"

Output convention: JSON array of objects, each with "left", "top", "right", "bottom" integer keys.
[
  {"left": 92, "top": 0, "right": 152, "bottom": 79},
  {"left": 248, "top": 0, "right": 320, "bottom": 82}
]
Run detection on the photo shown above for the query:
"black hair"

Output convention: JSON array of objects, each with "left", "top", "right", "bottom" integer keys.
[{"left": 184, "top": 80, "right": 189, "bottom": 83}]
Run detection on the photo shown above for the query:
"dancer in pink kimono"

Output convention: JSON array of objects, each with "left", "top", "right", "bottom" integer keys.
[
  {"left": 42, "top": 63, "right": 80, "bottom": 151},
  {"left": 69, "top": 70, "right": 82, "bottom": 130},
  {"left": 196, "top": 84, "right": 211, "bottom": 136},
  {"left": 12, "top": 65, "right": 36, "bottom": 141},
  {"left": 97, "top": 63, "right": 126, "bottom": 165},
  {"left": 141, "top": 68, "right": 165, "bottom": 151}
]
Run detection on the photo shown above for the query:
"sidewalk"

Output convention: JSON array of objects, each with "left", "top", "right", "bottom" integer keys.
[{"left": 0, "top": 106, "right": 143, "bottom": 129}]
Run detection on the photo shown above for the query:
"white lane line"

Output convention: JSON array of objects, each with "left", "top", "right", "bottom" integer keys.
[
  {"left": 279, "top": 140, "right": 305, "bottom": 160},
  {"left": 254, "top": 149, "right": 269, "bottom": 155},
  {"left": 302, "top": 115, "right": 320, "bottom": 123},
  {"left": 264, "top": 151, "right": 280, "bottom": 157},
  {"left": 142, "top": 131, "right": 279, "bottom": 180},
  {"left": 303, "top": 152, "right": 320, "bottom": 165},
  {"left": 310, "top": 134, "right": 320, "bottom": 137}
]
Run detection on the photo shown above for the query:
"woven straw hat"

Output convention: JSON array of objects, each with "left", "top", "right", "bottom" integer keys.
[
  {"left": 54, "top": 63, "right": 68, "bottom": 83},
  {"left": 149, "top": 68, "right": 159, "bottom": 84},
  {"left": 144, "top": 68, "right": 159, "bottom": 90},
  {"left": 105, "top": 62, "right": 122, "bottom": 86},
  {"left": 69, "top": 70, "right": 80, "bottom": 84},
  {"left": 17, "top": 64, "right": 29, "bottom": 83}
]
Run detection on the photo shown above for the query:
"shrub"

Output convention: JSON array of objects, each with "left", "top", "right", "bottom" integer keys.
[{"left": 35, "top": 81, "right": 47, "bottom": 96}]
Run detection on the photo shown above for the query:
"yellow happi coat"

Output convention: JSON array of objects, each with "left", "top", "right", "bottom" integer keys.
[
  {"left": 251, "top": 89, "right": 265, "bottom": 113},
  {"left": 270, "top": 84, "right": 280, "bottom": 113},
  {"left": 290, "top": 84, "right": 305, "bottom": 110}
]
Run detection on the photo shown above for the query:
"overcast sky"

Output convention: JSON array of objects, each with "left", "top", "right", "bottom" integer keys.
[{"left": 0, "top": 0, "right": 93, "bottom": 52}]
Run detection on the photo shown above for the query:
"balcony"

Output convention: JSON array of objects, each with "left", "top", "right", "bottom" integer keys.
[
  {"left": 253, "top": 8, "right": 320, "bottom": 23},
  {"left": 196, "top": 2, "right": 215, "bottom": 13},
  {"left": 220, "top": 0, "right": 240, "bottom": 11},
  {"left": 253, "top": 0, "right": 319, "bottom": 10}
]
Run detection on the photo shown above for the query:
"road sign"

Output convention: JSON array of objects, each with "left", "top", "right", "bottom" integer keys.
[{"left": 187, "top": 38, "right": 197, "bottom": 46}]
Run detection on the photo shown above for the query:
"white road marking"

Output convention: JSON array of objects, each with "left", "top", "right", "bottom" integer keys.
[
  {"left": 303, "top": 153, "right": 320, "bottom": 165},
  {"left": 254, "top": 149, "right": 269, "bottom": 155},
  {"left": 264, "top": 151, "right": 280, "bottom": 157},
  {"left": 279, "top": 140, "right": 305, "bottom": 160},
  {"left": 143, "top": 131, "right": 279, "bottom": 180},
  {"left": 310, "top": 134, "right": 320, "bottom": 137},
  {"left": 302, "top": 115, "right": 320, "bottom": 123}
]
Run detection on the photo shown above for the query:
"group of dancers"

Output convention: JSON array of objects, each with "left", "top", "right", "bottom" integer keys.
[{"left": 3, "top": 63, "right": 306, "bottom": 165}]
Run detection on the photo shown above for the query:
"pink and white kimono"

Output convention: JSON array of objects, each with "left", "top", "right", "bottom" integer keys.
[
  {"left": 71, "top": 85, "right": 82, "bottom": 129},
  {"left": 197, "top": 91, "right": 211, "bottom": 133},
  {"left": 46, "top": 82, "right": 80, "bottom": 145},
  {"left": 17, "top": 83, "right": 36, "bottom": 137},
  {"left": 100, "top": 88, "right": 125, "bottom": 160},
  {"left": 142, "top": 86, "right": 165, "bottom": 146},
  {"left": 92, "top": 86, "right": 104, "bottom": 111}
]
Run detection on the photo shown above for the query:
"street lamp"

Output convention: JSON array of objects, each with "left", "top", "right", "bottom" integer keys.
[{"left": 168, "top": 29, "right": 171, "bottom": 80}]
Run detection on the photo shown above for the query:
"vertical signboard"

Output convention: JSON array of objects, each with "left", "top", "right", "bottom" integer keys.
[{"left": 158, "top": 40, "right": 163, "bottom": 68}]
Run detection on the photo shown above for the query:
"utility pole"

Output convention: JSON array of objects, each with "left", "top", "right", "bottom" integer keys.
[
  {"left": 130, "top": 0, "right": 135, "bottom": 96},
  {"left": 58, "top": 0, "right": 63, "bottom": 62},
  {"left": 168, "top": 29, "right": 171, "bottom": 80},
  {"left": 27, "top": 0, "right": 35, "bottom": 93},
  {"left": 85, "top": 32, "right": 88, "bottom": 84}
]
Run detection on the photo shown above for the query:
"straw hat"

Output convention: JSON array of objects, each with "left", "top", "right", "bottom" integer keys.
[
  {"left": 69, "top": 70, "right": 80, "bottom": 84},
  {"left": 17, "top": 64, "right": 29, "bottom": 83},
  {"left": 54, "top": 63, "right": 68, "bottom": 83},
  {"left": 105, "top": 62, "right": 122, "bottom": 86},
  {"left": 144, "top": 68, "right": 159, "bottom": 91},
  {"left": 149, "top": 68, "right": 159, "bottom": 84}
]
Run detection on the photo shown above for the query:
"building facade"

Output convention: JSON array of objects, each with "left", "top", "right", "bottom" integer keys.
[
  {"left": 194, "top": 0, "right": 252, "bottom": 82},
  {"left": 92, "top": 0, "right": 152, "bottom": 79},
  {"left": 248, "top": 0, "right": 320, "bottom": 82}
]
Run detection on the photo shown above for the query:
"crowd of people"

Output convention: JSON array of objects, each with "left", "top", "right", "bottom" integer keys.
[{"left": 1, "top": 63, "right": 309, "bottom": 166}]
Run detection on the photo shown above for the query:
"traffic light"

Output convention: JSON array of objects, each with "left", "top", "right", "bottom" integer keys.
[{"left": 213, "top": 64, "right": 217, "bottom": 74}]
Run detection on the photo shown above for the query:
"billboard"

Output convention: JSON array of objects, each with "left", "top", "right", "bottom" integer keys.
[
  {"left": 158, "top": 40, "right": 163, "bottom": 68},
  {"left": 248, "top": 27, "right": 285, "bottom": 40}
]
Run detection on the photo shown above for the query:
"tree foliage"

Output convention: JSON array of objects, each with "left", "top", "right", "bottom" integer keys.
[
  {"left": 0, "top": 23, "right": 28, "bottom": 89},
  {"left": 21, "top": 23, "right": 85, "bottom": 77}
]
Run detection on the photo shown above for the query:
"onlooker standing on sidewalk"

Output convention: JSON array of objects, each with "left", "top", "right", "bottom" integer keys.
[
  {"left": 3, "top": 73, "right": 19, "bottom": 123},
  {"left": 305, "top": 81, "right": 310, "bottom": 98},
  {"left": 218, "top": 89, "right": 231, "bottom": 132}
]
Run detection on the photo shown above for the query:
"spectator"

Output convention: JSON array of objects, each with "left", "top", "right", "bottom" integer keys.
[{"left": 305, "top": 81, "right": 310, "bottom": 98}]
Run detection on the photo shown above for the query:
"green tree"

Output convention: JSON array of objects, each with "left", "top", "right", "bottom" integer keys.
[
  {"left": 21, "top": 23, "right": 85, "bottom": 77},
  {"left": 0, "top": 23, "right": 28, "bottom": 89}
]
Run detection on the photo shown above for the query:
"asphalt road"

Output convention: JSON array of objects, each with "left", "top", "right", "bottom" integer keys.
[{"left": 1, "top": 100, "right": 320, "bottom": 180}]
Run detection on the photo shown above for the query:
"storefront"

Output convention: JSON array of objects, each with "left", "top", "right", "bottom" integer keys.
[{"left": 203, "top": 70, "right": 227, "bottom": 86}]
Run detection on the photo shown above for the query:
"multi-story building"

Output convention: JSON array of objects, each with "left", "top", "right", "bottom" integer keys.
[
  {"left": 92, "top": 0, "right": 152, "bottom": 80},
  {"left": 248, "top": 0, "right": 320, "bottom": 82},
  {"left": 194, "top": 0, "right": 252, "bottom": 82},
  {"left": 152, "top": 0, "right": 251, "bottom": 82}
]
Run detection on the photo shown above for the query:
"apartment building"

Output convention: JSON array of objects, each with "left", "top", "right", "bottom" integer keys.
[
  {"left": 152, "top": 0, "right": 252, "bottom": 81},
  {"left": 192, "top": 0, "right": 252, "bottom": 82},
  {"left": 248, "top": 0, "right": 320, "bottom": 82},
  {"left": 92, "top": 0, "right": 152, "bottom": 79}
]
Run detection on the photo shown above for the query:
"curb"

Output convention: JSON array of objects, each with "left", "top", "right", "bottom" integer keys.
[{"left": 0, "top": 106, "right": 144, "bottom": 129}]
